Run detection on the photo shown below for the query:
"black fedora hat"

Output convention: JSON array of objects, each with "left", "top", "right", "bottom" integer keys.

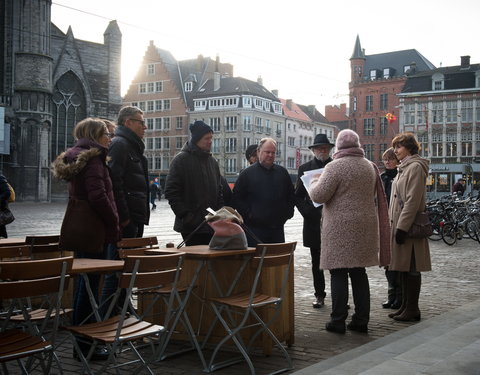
[{"left": 308, "top": 133, "right": 334, "bottom": 149}]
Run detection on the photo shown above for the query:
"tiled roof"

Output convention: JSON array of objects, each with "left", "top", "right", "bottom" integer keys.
[
  {"left": 280, "top": 99, "right": 311, "bottom": 121},
  {"left": 297, "top": 104, "right": 330, "bottom": 124}
]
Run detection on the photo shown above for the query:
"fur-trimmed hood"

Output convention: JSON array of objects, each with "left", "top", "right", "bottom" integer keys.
[{"left": 51, "top": 139, "right": 108, "bottom": 181}]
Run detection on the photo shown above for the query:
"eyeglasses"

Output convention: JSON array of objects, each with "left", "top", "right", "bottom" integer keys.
[
  {"left": 106, "top": 133, "right": 114, "bottom": 138},
  {"left": 129, "top": 118, "right": 145, "bottom": 126}
]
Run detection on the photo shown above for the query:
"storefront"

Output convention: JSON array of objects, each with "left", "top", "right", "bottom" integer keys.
[{"left": 427, "top": 164, "right": 480, "bottom": 199}]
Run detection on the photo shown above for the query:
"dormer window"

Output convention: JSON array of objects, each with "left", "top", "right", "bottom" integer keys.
[
  {"left": 383, "top": 68, "right": 395, "bottom": 79},
  {"left": 370, "top": 70, "right": 377, "bottom": 80},
  {"left": 432, "top": 73, "right": 445, "bottom": 91},
  {"left": 185, "top": 82, "right": 193, "bottom": 92}
]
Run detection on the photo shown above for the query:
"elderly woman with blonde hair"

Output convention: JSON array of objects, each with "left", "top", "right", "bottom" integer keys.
[{"left": 309, "top": 129, "right": 390, "bottom": 334}]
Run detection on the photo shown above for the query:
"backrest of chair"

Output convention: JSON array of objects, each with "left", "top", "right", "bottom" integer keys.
[
  {"left": 0, "top": 256, "right": 73, "bottom": 299},
  {"left": 119, "top": 253, "right": 184, "bottom": 290},
  {"left": 116, "top": 236, "right": 159, "bottom": 249},
  {"left": 25, "top": 235, "right": 61, "bottom": 258},
  {"left": 117, "top": 247, "right": 149, "bottom": 259},
  {"left": 0, "top": 245, "right": 31, "bottom": 260}
]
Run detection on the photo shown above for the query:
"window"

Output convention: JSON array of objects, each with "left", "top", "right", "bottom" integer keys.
[
  {"left": 243, "top": 116, "right": 252, "bottom": 131},
  {"left": 243, "top": 97, "right": 252, "bottom": 107},
  {"left": 147, "top": 82, "right": 154, "bottom": 93},
  {"left": 146, "top": 138, "right": 153, "bottom": 150},
  {"left": 225, "top": 138, "right": 237, "bottom": 153},
  {"left": 185, "top": 82, "right": 193, "bottom": 92},
  {"left": 380, "top": 94, "right": 388, "bottom": 110},
  {"left": 146, "top": 118, "right": 154, "bottom": 131},
  {"left": 212, "top": 139, "right": 220, "bottom": 153},
  {"left": 432, "top": 102, "right": 443, "bottom": 124},
  {"left": 147, "top": 100, "right": 154, "bottom": 112},
  {"left": 194, "top": 100, "right": 207, "bottom": 110},
  {"left": 176, "top": 137, "right": 183, "bottom": 149},
  {"left": 147, "top": 64, "right": 155, "bottom": 75},
  {"left": 226, "top": 158, "right": 237, "bottom": 173},
  {"left": 265, "top": 119, "right": 271, "bottom": 135},
  {"left": 210, "top": 117, "right": 221, "bottom": 132},
  {"left": 155, "top": 156, "right": 161, "bottom": 170},
  {"left": 383, "top": 68, "right": 391, "bottom": 79},
  {"left": 432, "top": 73, "right": 445, "bottom": 91},
  {"left": 139, "top": 83, "right": 146, "bottom": 94},
  {"left": 364, "top": 144, "right": 374, "bottom": 160},
  {"left": 462, "top": 100, "right": 473, "bottom": 122},
  {"left": 255, "top": 117, "right": 263, "bottom": 132},
  {"left": 366, "top": 95, "right": 373, "bottom": 112},
  {"left": 155, "top": 118, "right": 162, "bottom": 130},
  {"left": 446, "top": 101, "right": 457, "bottom": 123},
  {"left": 353, "top": 96, "right": 357, "bottom": 112},
  {"left": 155, "top": 138, "right": 162, "bottom": 149},
  {"left": 163, "top": 100, "right": 171, "bottom": 111},
  {"left": 432, "top": 132, "right": 443, "bottom": 157},
  {"left": 370, "top": 70, "right": 377, "bottom": 80},
  {"left": 147, "top": 156, "right": 152, "bottom": 169},
  {"left": 287, "top": 157, "right": 295, "bottom": 169},
  {"left": 364, "top": 118, "right": 375, "bottom": 136},
  {"left": 155, "top": 81, "right": 163, "bottom": 92},
  {"left": 172, "top": 117, "right": 181, "bottom": 130},
  {"left": 380, "top": 117, "right": 388, "bottom": 135},
  {"left": 163, "top": 117, "right": 170, "bottom": 130},
  {"left": 404, "top": 103, "right": 415, "bottom": 125},
  {"left": 275, "top": 122, "right": 282, "bottom": 137},
  {"left": 225, "top": 116, "right": 237, "bottom": 132},
  {"left": 162, "top": 155, "right": 170, "bottom": 170},
  {"left": 138, "top": 102, "right": 146, "bottom": 111},
  {"left": 243, "top": 137, "right": 252, "bottom": 151},
  {"left": 163, "top": 137, "right": 170, "bottom": 149},
  {"left": 155, "top": 100, "right": 162, "bottom": 111},
  {"left": 288, "top": 137, "right": 295, "bottom": 147}
]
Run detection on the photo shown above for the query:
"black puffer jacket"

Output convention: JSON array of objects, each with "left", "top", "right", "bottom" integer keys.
[
  {"left": 380, "top": 168, "right": 397, "bottom": 206},
  {"left": 165, "top": 142, "right": 223, "bottom": 234},
  {"left": 108, "top": 126, "right": 150, "bottom": 225}
]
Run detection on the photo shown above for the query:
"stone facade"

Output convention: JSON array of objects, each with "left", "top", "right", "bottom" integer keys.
[{"left": 0, "top": 0, "right": 122, "bottom": 201}]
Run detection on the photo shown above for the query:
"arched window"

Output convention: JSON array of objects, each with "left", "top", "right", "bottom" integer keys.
[
  {"left": 431, "top": 73, "right": 445, "bottom": 91},
  {"left": 51, "top": 71, "right": 86, "bottom": 158}
]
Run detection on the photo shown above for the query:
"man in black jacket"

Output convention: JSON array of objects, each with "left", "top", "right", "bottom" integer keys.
[
  {"left": 108, "top": 106, "right": 150, "bottom": 238},
  {"left": 295, "top": 133, "right": 334, "bottom": 308},
  {"left": 165, "top": 121, "right": 223, "bottom": 245},
  {"left": 233, "top": 137, "right": 294, "bottom": 246}
]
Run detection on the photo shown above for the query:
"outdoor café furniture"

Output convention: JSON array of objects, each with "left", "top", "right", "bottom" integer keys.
[
  {"left": 207, "top": 242, "right": 296, "bottom": 375},
  {"left": 65, "top": 253, "right": 185, "bottom": 375},
  {"left": 0, "top": 256, "right": 73, "bottom": 374},
  {"left": 0, "top": 238, "right": 26, "bottom": 247}
]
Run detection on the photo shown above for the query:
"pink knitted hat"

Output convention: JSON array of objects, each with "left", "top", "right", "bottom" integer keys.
[{"left": 335, "top": 129, "right": 360, "bottom": 150}]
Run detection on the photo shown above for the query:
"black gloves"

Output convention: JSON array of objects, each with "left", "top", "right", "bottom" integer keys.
[{"left": 395, "top": 229, "right": 407, "bottom": 245}]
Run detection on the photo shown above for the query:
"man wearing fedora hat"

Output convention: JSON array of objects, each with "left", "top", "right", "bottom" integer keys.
[{"left": 295, "top": 133, "right": 334, "bottom": 308}]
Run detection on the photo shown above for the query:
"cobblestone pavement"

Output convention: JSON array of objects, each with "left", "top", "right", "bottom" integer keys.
[{"left": 5, "top": 200, "right": 480, "bottom": 374}]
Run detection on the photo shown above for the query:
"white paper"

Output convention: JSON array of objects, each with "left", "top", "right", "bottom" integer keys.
[{"left": 300, "top": 168, "right": 324, "bottom": 208}]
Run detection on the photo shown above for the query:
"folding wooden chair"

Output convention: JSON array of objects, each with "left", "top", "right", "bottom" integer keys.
[
  {"left": 65, "top": 252, "right": 185, "bottom": 375},
  {"left": 207, "top": 242, "right": 296, "bottom": 375},
  {"left": 25, "top": 235, "right": 62, "bottom": 259},
  {"left": 0, "top": 256, "right": 73, "bottom": 374},
  {"left": 116, "top": 236, "right": 159, "bottom": 250}
]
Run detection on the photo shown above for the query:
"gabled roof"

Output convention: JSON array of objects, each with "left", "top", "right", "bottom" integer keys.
[
  {"left": 194, "top": 76, "right": 280, "bottom": 101},
  {"left": 297, "top": 104, "right": 330, "bottom": 124},
  {"left": 155, "top": 47, "right": 184, "bottom": 100},
  {"left": 402, "top": 62, "right": 480, "bottom": 93},
  {"left": 280, "top": 99, "right": 311, "bottom": 122},
  {"left": 364, "top": 49, "right": 435, "bottom": 79}
]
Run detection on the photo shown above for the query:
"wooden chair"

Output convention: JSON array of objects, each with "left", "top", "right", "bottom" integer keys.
[
  {"left": 0, "top": 245, "right": 31, "bottom": 260},
  {"left": 206, "top": 242, "right": 296, "bottom": 375},
  {"left": 116, "top": 236, "right": 159, "bottom": 250},
  {"left": 25, "top": 235, "right": 62, "bottom": 258},
  {"left": 65, "top": 252, "right": 185, "bottom": 375},
  {"left": 0, "top": 256, "right": 73, "bottom": 374}
]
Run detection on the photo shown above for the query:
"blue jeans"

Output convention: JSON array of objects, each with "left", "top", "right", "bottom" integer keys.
[
  {"left": 99, "top": 221, "right": 144, "bottom": 318},
  {"left": 72, "top": 250, "right": 103, "bottom": 325}
]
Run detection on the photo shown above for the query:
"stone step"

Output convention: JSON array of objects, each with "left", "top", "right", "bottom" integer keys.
[{"left": 292, "top": 298, "right": 480, "bottom": 375}]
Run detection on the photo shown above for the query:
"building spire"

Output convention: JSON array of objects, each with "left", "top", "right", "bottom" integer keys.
[{"left": 350, "top": 34, "right": 365, "bottom": 60}]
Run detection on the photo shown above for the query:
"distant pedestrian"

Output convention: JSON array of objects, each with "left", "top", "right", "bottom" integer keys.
[
  {"left": 245, "top": 144, "right": 258, "bottom": 165},
  {"left": 380, "top": 147, "right": 402, "bottom": 310},
  {"left": 309, "top": 129, "right": 390, "bottom": 334},
  {"left": 389, "top": 132, "right": 431, "bottom": 322},
  {"left": 232, "top": 137, "right": 294, "bottom": 246},
  {"left": 452, "top": 178, "right": 466, "bottom": 196},
  {"left": 295, "top": 133, "right": 334, "bottom": 309},
  {"left": 165, "top": 120, "right": 224, "bottom": 246},
  {"left": 150, "top": 181, "right": 160, "bottom": 210}
]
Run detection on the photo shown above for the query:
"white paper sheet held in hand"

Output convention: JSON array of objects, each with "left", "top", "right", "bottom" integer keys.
[{"left": 300, "top": 168, "right": 324, "bottom": 208}]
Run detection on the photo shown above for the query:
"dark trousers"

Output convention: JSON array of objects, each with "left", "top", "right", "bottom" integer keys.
[
  {"left": 245, "top": 225, "right": 285, "bottom": 247},
  {"left": 310, "top": 247, "right": 326, "bottom": 298},
  {"left": 329, "top": 267, "right": 370, "bottom": 326},
  {"left": 100, "top": 221, "right": 144, "bottom": 318},
  {"left": 385, "top": 269, "right": 402, "bottom": 303}
]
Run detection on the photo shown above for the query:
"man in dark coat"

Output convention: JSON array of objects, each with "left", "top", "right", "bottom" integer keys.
[
  {"left": 108, "top": 106, "right": 150, "bottom": 238},
  {"left": 452, "top": 178, "right": 466, "bottom": 196},
  {"left": 294, "top": 133, "right": 334, "bottom": 308},
  {"left": 165, "top": 120, "right": 223, "bottom": 245},
  {"left": 233, "top": 137, "right": 294, "bottom": 246}
]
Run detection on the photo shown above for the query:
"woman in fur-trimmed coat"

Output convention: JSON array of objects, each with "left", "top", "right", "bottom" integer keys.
[
  {"left": 52, "top": 118, "right": 120, "bottom": 334},
  {"left": 309, "top": 129, "right": 390, "bottom": 334}
]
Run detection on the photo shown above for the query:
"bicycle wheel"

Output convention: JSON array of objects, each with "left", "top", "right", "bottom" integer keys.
[
  {"left": 465, "top": 220, "right": 480, "bottom": 242},
  {"left": 441, "top": 223, "right": 457, "bottom": 246},
  {"left": 428, "top": 213, "right": 443, "bottom": 241}
]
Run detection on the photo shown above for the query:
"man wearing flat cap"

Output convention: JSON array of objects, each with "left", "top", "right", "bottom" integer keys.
[
  {"left": 295, "top": 133, "right": 334, "bottom": 308},
  {"left": 165, "top": 120, "right": 224, "bottom": 245}
]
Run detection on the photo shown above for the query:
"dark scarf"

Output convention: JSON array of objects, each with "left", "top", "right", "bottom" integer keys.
[{"left": 333, "top": 146, "right": 391, "bottom": 267}]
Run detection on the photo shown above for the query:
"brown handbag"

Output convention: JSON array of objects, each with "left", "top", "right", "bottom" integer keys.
[
  {"left": 59, "top": 198, "right": 105, "bottom": 254},
  {"left": 397, "top": 190, "right": 433, "bottom": 239}
]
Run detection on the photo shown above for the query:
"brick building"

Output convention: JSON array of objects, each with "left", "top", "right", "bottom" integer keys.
[
  {"left": 0, "top": 0, "right": 122, "bottom": 201},
  {"left": 348, "top": 35, "right": 435, "bottom": 165}
]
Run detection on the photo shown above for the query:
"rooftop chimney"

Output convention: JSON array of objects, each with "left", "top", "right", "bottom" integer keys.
[
  {"left": 213, "top": 72, "right": 220, "bottom": 91},
  {"left": 286, "top": 99, "right": 293, "bottom": 110},
  {"left": 308, "top": 105, "right": 316, "bottom": 115},
  {"left": 461, "top": 55, "right": 471, "bottom": 69},
  {"left": 271, "top": 89, "right": 278, "bottom": 97},
  {"left": 257, "top": 76, "right": 263, "bottom": 86}
]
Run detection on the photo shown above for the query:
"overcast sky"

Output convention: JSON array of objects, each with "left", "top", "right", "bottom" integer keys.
[{"left": 51, "top": 0, "right": 479, "bottom": 114}]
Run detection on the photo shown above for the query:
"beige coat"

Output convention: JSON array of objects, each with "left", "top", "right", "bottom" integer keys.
[
  {"left": 309, "top": 156, "right": 381, "bottom": 270},
  {"left": 389, "top": 154, "right": 431, "bottom": 272}
]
